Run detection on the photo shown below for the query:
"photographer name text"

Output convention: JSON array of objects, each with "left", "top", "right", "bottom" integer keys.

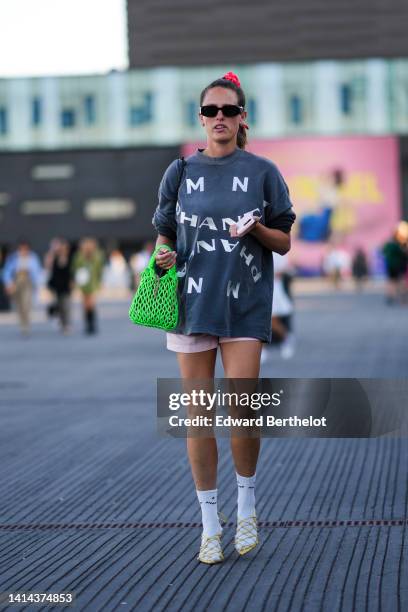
[{"left": 168, "top": 415, "right": 327, "bottom": 428}]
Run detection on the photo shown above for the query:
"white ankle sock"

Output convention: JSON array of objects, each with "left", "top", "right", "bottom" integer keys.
[
  {"left": 236, "top": 472, "right": 256, "bottom": 520},
  {"left": 197, "top": 489, "right": 222, "bottom": 537}
]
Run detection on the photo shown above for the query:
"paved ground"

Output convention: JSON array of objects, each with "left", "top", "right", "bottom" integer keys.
[{"left": 0, "top": 284, "right": 407, "bottom": 611}]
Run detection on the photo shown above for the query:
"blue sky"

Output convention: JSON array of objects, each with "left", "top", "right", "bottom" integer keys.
[{"left": 0, "top": 0, "right": 128, "bottom": 78}]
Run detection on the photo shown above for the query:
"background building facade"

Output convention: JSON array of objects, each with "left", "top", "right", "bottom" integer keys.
[
  {"left": 0, "top": 147, "right": 178, "bottom": 255},
  {"left": 1, "top": 61, "right": 408, "bottom": 152},
  {"left": 127, "top": 0, "right": 408, "bottom": 67}
]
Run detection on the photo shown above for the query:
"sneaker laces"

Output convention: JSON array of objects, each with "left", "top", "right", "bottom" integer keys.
[
  {"left": 198, "top": 532, "right": 223, "bottom": 563},
  {"left": 197, "top": 511, "right": 227, "bottom": 563},
  {"left": 235, "top": 515, "right": 258, "bottom": 554}
]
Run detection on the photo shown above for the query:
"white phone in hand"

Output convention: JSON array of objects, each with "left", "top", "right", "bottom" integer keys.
[
  {"left": 235, "top": 209, "right": 261, "bottom": 236},
  {"left": 235, "top": 214, "right": 256, "bottom": 236}
]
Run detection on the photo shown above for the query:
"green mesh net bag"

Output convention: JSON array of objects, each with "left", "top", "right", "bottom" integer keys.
[{"left": 129, "top": 244, "right": 179, "bottom": 331}]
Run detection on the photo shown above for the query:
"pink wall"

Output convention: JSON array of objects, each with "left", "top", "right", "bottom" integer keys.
[{"left": 183, "top": 136, "right": 401, "bottom": 273}]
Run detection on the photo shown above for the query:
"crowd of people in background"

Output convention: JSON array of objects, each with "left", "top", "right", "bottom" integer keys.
[
  {"left": 0, "top": 225, "right": 407, "bottom": 342},
  {"left": 1, "top": 237, "right": 106, "bottom": 337},
  {"left": 0, "top": 237, "right": 158, "bottom": 338},
  {"left": 320, "top": 221, "right": 408, "bottom": 300}
]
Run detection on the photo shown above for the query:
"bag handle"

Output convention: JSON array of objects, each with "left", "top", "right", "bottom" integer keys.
[{"left": 148, "top": 244, "right": 174, "bottom": 272}]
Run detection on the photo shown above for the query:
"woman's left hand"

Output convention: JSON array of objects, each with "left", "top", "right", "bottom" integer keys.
[{"left": 229, "top": 216, "right": 261, "bottom": 238}]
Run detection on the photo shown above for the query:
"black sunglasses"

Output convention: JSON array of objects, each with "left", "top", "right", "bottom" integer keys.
[{"left": 200, "top": 104, "right": 244, "bottom": 118}]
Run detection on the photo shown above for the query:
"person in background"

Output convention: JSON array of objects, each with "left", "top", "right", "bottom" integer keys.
[
  {"left": 71, "top": 238, "right": 104, "bottom": 335},
  {"left": 103, "top": 248, "right": 130, "bottom": 291},
  {"left": 351, "top": 247, "right": 369, "bottom": 292},
  {"left": 382, "top": 228, "right": 408, "bottom": 305},
  {"left": 44, "top": 238, "right": 62, "bottom": 318},
  {"left": 47, "top": 239, "right": 73, "bottom": 335},
  {"left": 129, "top": 241, "right": 154, "bottom": 291},
  {"left": 279, "top": 253, "right": 297, "bottom": 356},
  {"left": 0, "top": 246, "right": 11, "bottom": 312},
  {"left": 261, "top": 252, "right": 296, "bottom": 363},
  {"left": 2, "top": 240, "right": 42, "bottom": 336},
  {"left": 322, "top": 245, "right": 350, "bottom": 289},
  {"left": 402, "top": 226, "right": 408, "bottom": 302}
]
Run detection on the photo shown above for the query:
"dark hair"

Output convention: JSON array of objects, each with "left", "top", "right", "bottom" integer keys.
[{"left": 200, "top": 78, "right": 247, "bottom": 150}]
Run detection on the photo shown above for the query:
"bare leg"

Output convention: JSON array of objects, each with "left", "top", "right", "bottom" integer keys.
[
  {"left": 176, "top": 349, "right": 218, "bottom": 490},
  {"left": 15, "top": 282, "right": 32, "bottom": 334},
  {"left": 219, "top": 340, "right": 262, "bottom": 476},
  {"left": 220, "top": 340, "right": 262, "bottom": 553}
]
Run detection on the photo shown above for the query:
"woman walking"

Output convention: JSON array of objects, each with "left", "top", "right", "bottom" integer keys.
[
  {"left": 47, "top": 239, "right": 73, "bottom": 335},
  {"left": 3, "top": 240, "right": 42, "bottom": 337},
  {"left": 382, "top": 228, "right": 408, "bottom": 305},
  {"left": 71, "top": 238, "right": 103, "bottom": 335},
  {"left": 152, "top": 72, "right": 296, "bottom": 563}
]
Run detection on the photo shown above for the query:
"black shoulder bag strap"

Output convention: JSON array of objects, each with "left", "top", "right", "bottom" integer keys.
[{"left": 177, "top": 156, "right": 186, "bottom": 193}]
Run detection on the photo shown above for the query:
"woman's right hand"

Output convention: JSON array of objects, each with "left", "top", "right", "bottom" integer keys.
[{"left": 155, "top": 248, "right": 177, "bottom": 270}]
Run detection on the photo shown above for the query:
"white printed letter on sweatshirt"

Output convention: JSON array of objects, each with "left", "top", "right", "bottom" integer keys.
[{"left": 187, "top": 177, "right": 204, "bottom": 194}]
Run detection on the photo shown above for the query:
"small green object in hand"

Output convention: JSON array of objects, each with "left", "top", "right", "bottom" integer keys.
[{"left": 129, "top": 244, "right": 179, "bottom": 331}]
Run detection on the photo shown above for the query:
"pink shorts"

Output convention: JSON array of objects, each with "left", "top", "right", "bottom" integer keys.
[{"left": 166, "top": 332, "right": 260, "bottom": 353}]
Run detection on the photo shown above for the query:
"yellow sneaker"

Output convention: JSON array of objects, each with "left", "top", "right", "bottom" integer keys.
[
  {"left": 197, "top": 532, "right": 224, "bottom": 564},
  {"left": 235, "top": 515, "right": 259, "bottom": 555}
]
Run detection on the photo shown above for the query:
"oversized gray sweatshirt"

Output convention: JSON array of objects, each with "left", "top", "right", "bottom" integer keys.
[{"left": 152, "top": 147, "right": 296, "bottom": 342}]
